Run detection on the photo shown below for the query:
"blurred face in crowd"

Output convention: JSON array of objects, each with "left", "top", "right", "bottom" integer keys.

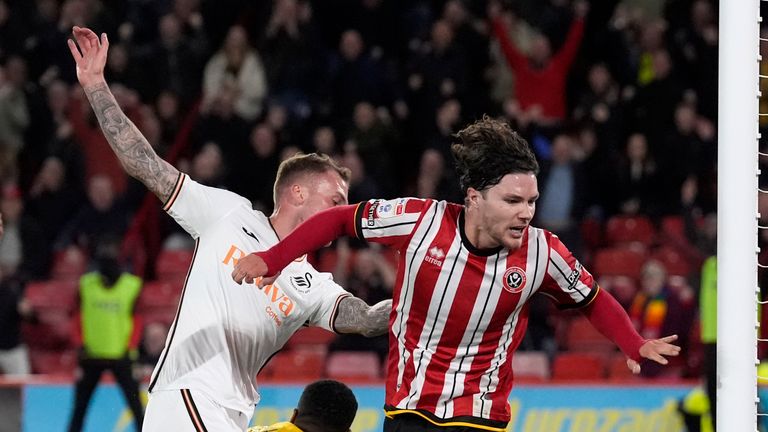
[
  {"left": 530, "top": 35, "right": 552, "bottom": 66},
  {"left": 419, "top": 148, "right": 445, "bottom": 182},
  {"left": 641, "top": 261, "right": 667, "bottom": 296},
  {"left": 88, "top": 175, "right": 115, "bottom": 212},
  {"left": 626, "top": 134, "right": 648, "bottom": 162},
  {"left": 340, "top": 30, "right": 364, "bottom": 61},
  {"left": 674, "top": 103, "right": 696, "bottom": 134},
  {"left": 353, "top": 102, "right": 376, "bottom": 131},
  {"left": 431, "top": 20, "right": 454, "bottom": 52},
  {"left": 468, "top": 173, "right": 538, "bottom": 251},
  {"left": 550, "top": 135, "right": 574, "bottom": 165},
  {"left": 250, "top": 124, "right": 277, "bottom": 158},
  {"left": 0, "top": 187, "right": 22, "bottom": 223},
  {"left": 156, "top": 91, "right": 179, "bottom": 121},
  {"left": 443, "top": 0, "right": 467, "bottom": 27},
  {"left": 342, "top": 151, "right": 365, "bottom": 184},
  {"left": 47, "top": 80, "right": 69, "bottom": 114},
  {"left": 38, "top": 157, "right": 66, "bottom": 191},
  {"left": 354, "top": 249, "right": 378, "bottom": 280},
  {"left": 313, "top": 127, "right": 336, "bottom": 155},
  {"left": 159, "top": 14, "right": 182, "bottom": 48},
  {"left": 192, "top": 143, "right": 223, "bottom": 182},
  {"left": 652, "top": 50, "right": 672, "bottom": 79},
  {"left": 224, "top": 25, "right": 249, "bottom": 67},
  {"left": 588, "top": 64, "right": 611, "bottom": 95},
  {"left": 5, "top": 56, "right": 27, "bottom": 87}
]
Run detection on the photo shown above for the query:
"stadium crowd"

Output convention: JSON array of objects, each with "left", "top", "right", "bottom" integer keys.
[{"left": 0, "top": 0, "right": 740, "bottom": 383}]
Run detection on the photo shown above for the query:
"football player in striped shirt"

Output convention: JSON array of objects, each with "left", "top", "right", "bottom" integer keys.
[
  {"left": 69, "top": 26, "right": 391, "bottom": 431},
  {"left": 234, "top": 117, "right": 681, "bottom": 431}
]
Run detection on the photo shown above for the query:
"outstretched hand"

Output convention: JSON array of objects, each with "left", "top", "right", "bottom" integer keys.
[
  {"left": 67, "top": 26, "right": 109, "bottom": 87},
  {"left": 626, "top": 334, "right": 681, "bottom": 374},
  {"left": 232, "top": 253, "right": 276, "bottom": 286}
]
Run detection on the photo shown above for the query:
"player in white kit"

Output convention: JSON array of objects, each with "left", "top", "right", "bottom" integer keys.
[{"left": 68, "top": 26, "right": 391, "bottom": 431}]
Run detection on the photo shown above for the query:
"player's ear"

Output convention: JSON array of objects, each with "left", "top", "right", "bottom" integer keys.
[
  {"left": 290, "top": 183, "right": 304, "bottom": 204},
  {"left": 466, "top": 187, "right": 481, "bottom": 208}
]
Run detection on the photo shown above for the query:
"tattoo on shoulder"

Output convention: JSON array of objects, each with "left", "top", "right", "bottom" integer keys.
[{"left": 84, "top": 83, "right": 178, "bottom": 202}]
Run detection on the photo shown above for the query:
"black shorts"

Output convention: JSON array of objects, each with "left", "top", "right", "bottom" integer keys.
[{"left": 384, "top": 413, "right": 500, "bottom": 432}]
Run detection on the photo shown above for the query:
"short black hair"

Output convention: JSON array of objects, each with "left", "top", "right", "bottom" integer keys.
[
  {"left": 451, "top": 116, "right": 539, "bottom": 194},
  {"left": 295, "top": 380, "right": 358, "bottom": 432}
]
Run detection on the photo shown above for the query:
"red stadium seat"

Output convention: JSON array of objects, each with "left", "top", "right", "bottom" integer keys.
[
  {"left": 262, "top": 350, "right": 325, "bottom": 381},
  {"left": 605, "top": 215, "right": 656, "bottom": 249},
  {"left": 564, "top": 317, "right": 616, "bottom": 355},
  {"left": 512, "top": 351, "right": 550, "bottom": 381},
  {"left": 660, "top": 216, "right": 687, "bottom": 243},
  {"left": 325, "top": 351, "right": 381, "bottom": 381},
  {"left": 50, "top": 248, "right": 88, "bottom": 282},
  {"left": 551, "top": 352, "right": 605, "bottom": 381},
  {"left": 137, "top": 281, "right": 182, "bottom": 312},
  {"left": 650, "top": 246, "right": 691, "bottom": 277},
  {"left": 156, "top": 249, "right": 193, "bottom": 282},
  {"left": 29, "top": 349, "right": 77, "bottom": 375},
  {"left": 285, "top": 327, "right": 336, "bottom": 350},
  {"left": 607, "top": 352, "right": 639, "bottom": 381},
  {"left": 22, "top": 312, "right": 74, "bottom": 350},
  {"left": 580, "top": 217, "right": 604, "bottom": 250},
  {"left": 24, "top": 280, "right": 78, "bottom": 312},
  {"left": 592, "top": 247, "right": 647, "bottom": 280}
]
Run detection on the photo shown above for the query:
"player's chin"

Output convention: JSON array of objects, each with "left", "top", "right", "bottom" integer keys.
[{"left": 502, "top": 235, "right": 523, "bottom": 251}]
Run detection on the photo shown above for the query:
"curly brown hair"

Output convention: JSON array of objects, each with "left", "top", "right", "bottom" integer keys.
[{"left": 451, "top": 116, "right": 539, "bottom": 194}]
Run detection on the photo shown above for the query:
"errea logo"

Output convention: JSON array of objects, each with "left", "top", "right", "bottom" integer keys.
[{"left": 425, "top": 246, "right": 445, "bottom": 266}]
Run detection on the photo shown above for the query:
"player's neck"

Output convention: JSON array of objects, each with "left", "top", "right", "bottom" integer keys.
[
  {"left": 268, "top": 212, "right": 292, "bottom": 240},
  {"left": 463, "top": 210, "right": 501, "bottom": 250}
]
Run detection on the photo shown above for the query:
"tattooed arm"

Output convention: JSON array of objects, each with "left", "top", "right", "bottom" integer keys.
[
  {"left": 67, "top": 26, "right": 178, "bottom": 202},
  {"left": 335, "top": 297, "right": 392, "bottom": 337}
]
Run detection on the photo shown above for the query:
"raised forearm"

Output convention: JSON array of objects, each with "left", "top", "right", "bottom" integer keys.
[
  {"left": 82, "top": 82, "right": 179, "bottom": 202},
  {"left": 335, "top": 297, "right": 391, "bottom": 337}
]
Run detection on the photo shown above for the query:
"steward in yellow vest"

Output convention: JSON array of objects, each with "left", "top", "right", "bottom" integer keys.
[{"left": 67, "top": 238, "right": 145, "bottom": 432}]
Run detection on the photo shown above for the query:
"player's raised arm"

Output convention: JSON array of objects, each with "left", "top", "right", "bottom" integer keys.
[
  {"left": 334, "top": 298, "right": 392, "bottom": 337},
  {"left": 67, "top": 26, "right": 179, "bottom": 202}
]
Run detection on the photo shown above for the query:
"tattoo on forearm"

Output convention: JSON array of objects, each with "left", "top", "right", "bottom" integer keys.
[
  {"left": 84, "top": 83, "right": 178, "bottom": 202},
  {"left": 335, "top": 298, "right": 392, "bottom": 337}
]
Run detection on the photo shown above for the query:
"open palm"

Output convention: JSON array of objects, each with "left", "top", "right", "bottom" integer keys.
[{"left": 67, "top": 26, "right": 109, "bottom": 87}]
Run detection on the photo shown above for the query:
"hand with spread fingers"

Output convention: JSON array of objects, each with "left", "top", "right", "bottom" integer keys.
[
  {"left": 626, "top": 334, "right": 681, "bottom": 374},
  {"left": 67, "top": 25, "right": 109, "bottom": 88},
  {"left": 232, "top": 253, "right": 272, "bottom": 286}
]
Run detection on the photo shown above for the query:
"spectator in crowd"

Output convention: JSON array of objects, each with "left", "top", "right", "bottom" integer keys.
[
  {"left": 25, "top": 157, "right": 82, "bottom": 249},
  {"left": 0, "top": 184, "right": 46, "bottom": 279},
  {"left": 490, "top": 0, "right": 587, "bottom": 125},
  {"left": 227, "top": 123, "right": 280, "bottom": 212},
  {"left": 536, "top": 133, "right": 587, "bottom": 251},
  {"left": 629, "top": 260, "right": 695, "bottom": 377},
  {"left": 67, "top": 236, "right": 144, "bottom": 432},
  {"left": 202, "top": 25, "right": 267, "bottom": 121},
  {"left": 134, "top": 321, "right": 169, "bottom": 382},
  {"left": 0, "top": 268, "right": 33, "bottom": 376},
  {"left": 55, "top": 175, "right": 129, "bottom": 254},
  {"left": 616, "top": 132, "right": 660, "bottom": 216},
  {"left": 0, "top": 55, "right": 31, "bottom": 181},
  {"left": 247, "top": 379, "right": 358, "bottom": 432}
]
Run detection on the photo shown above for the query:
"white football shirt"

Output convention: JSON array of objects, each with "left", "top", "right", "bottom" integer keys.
[{"left": 148, "top": 174, "right": 350, "bottom": 415}]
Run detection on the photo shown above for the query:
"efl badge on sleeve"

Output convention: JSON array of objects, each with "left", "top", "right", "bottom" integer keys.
[{"left": 503, "top": 267, "right": 526, "bottom": 293}]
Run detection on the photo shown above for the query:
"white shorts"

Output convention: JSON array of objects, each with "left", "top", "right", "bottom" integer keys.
[{"left": 143, "top": 389, "right": 251, "bottom": 432}]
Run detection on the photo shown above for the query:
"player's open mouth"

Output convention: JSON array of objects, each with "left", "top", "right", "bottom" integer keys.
[{"left": 509, "top": 226, "right": 525, "bottom": 237}]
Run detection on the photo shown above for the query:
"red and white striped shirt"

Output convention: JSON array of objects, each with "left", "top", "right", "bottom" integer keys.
[{"left": 353, "top": 198, "right": 597, "bottom": 429}]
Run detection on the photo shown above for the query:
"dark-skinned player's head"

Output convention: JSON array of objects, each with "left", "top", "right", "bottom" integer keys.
[{"left": 291, "top": 380, "right": 358, "bottom": 432}]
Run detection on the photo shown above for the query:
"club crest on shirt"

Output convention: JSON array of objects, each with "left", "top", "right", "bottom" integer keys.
[
  {"left": 289, "top": 272, "right": 313, "bottom": 294},
  {"left": 503, "top": 267, "right": 526, "bottom": 293}
]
